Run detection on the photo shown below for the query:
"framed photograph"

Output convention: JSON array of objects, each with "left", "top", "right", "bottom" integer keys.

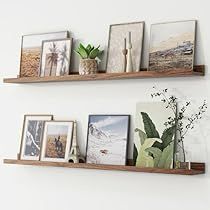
[
  {"left": 40, "top": 38, "right": 73, "bottom": 77},
  {"left": 40, "top": 121, "right": 74, "bottom": 162},
  {"left": 133, "top": 102, "right": 176, "bottom": 169},
  {"left": 20, "top": 115, "right": 53, "bottom": 160},
  {"left": 19, "top": 31, "right": 69, "bottom": 77},
  {"left": 106, "top": 22, "right": 144, "bottom": 73},
  {"left": 148, "top": 20, "right": 196, "bottom": 71},
  {"left": 86, "top": 115, "right": 130, "bottom": 165}
]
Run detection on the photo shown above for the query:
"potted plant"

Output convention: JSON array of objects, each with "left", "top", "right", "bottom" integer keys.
[{"left": 75, "top": 43, "right": 103, "bottom": 75}]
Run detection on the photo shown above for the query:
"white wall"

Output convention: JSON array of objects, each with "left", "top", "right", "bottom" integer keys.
[{"left": 0, "top": 0, "right": 210, "bottom": 209}]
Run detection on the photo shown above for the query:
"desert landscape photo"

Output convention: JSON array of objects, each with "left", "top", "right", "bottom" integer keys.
[
  {"left": 149, "top": 20, "right": 196, "bottom": 71},
  {"left": 19, "top": 31, "right": 68, "bottom": 77},
  {"left": 20, "top": 47, "right": 41, "bottom": 77}
]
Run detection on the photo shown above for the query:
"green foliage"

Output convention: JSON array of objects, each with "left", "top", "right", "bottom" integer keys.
[
  {"left": 140, "top": 112, "right": 160, "bottom": 138},
  {"left": 134, "top": 128, "right": 147, "bottom": 145},
  {"left": 136, "top": 138, "right": 162, "bottom": 167},
  {"left": 158, "top": 143, "right": 174, "bottom": 169},
  {"left": 161, "top": 125, "right": 176, "bottom": 150},
  {"left": 75, "top": 43, "right": 103, "bottom": 59},
  {"left": 145, "top": 147, "right": 162, "bottom": 167},
  {"left": 135, "top": 112, "right": 175, "bottom": 169}
]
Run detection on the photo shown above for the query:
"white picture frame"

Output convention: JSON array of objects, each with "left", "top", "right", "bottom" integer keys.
[{"left": 40, "top": 121, "right": 74, "bottom": 162}]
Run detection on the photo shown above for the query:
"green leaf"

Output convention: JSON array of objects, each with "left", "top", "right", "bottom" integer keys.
[
  {"left": 86, "top": 44, "right": 92, "bottom": 55},
  {"left": 78, "top": 47, "right": 88, "bottom": 59},
  {"left": 158, "top": 143, "right": 174, "bottom": 169},
  {"left": 135, "top": 128, "right": 147, "bottom": 145},
  {"left": 136, "top": 138, "right": 162, "bottom": 167},
  {"left": 141, "top": 112, "right": 160, "bottom": 138},
  {"left": 89, "top": 48, "right": 100, "bottom": 59},
  {"left": 145, "top": 147, "right": 162, "bottom": 167},
  {"left": 161, "top": 125, "right": 175, "bottom": 149},
  {"left": 133, "top": 144, "right": 138, "bottom": 165}
]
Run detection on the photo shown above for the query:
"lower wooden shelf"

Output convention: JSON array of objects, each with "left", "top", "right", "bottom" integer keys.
[{"left": 3, "top": 159, "right": 205, "bottom": 175}]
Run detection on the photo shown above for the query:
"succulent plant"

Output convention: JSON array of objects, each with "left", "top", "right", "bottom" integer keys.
[{"left": 75, "top": 43, "right": 103, "bottom": 60}]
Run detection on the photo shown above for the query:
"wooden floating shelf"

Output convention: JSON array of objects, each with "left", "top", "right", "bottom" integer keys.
[
  {"left": 3, "top": 159, "right": 205, "bottom": 175},
  {"left": 3, "top": 65, "right": 205, "bottom": 84}
]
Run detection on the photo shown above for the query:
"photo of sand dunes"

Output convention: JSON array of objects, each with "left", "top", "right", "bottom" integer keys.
[
  {"left": 19, "top": 31, "right": 69, "bottom": 77},
  {"left": 148, "top": 20, "right": 196, "bottom": 71}
]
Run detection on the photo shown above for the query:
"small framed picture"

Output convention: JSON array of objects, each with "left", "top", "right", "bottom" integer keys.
[
  {"left": 86, "top": 115, "right": 130, "bottom": 165},
  {"left": 40, "top": 121, "right": 74, "bottom": 162},
  {"left": 20, "top": 115, "right": 53, "bottom": 160},
  {"left": 40, "top": 38, "right": 73, "bottom": 77},
  {"left": 148, "top": 20, "right": 196, "bottom": 71},
  {"left": 19, "top": 31, "right": 69, "bottom": 77}
]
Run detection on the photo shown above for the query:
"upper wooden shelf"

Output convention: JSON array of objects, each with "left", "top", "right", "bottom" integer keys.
[
  {"left": 3, "top": 65, "right": 205, "bottom": 84},
  {"left": 3, "top": 159, "right": 205, "bottom": 175}
]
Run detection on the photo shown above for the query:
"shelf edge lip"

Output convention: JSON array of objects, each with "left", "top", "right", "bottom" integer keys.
[
  {"left": 3, "top": 159, "right": 205, "bottom": 175},
  {"left": 3, "top": 65, "right": 205, "bottom": 84}
]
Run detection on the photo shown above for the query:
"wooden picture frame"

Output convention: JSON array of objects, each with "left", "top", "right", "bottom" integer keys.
[
  {"left": 106, "top": 22, "right": 144, "bottom": 73},
  {"left": 39, "top": 38, "right": 73, "bottom": 77},
  {"left": 40, "top": 121, "right": 74, "bottom": 162},
  {"left": 19, "top": 114, "right": 53, "bottom": 160},
  {"left": 19, "top": 31, "right": 69, "bottom": 78},
  {"left": 86, "top": 115, "right": 130, "bottom": 165},
  {"left": 148, "top": 20, "right": 196, "bottom": 71}
]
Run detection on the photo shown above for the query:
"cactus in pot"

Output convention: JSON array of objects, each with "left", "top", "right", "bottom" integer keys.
[{"left": 75, "top": 43, "right": 103, "bottom": 75}]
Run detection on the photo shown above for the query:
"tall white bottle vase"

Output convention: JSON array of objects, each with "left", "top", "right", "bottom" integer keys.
[
  {"left": 126, "top": 43, "right": 133, "bottom": 72},
  {"left": 126, "top": 32, "right": 133, "bottom": 72}
]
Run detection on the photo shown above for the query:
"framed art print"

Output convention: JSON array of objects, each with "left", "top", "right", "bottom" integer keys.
[
  {"left": 148, "top": 20, "right": 196, "bottom": 71},
  {"left": 40, "top": 38, "right": 73, "bottom": 77},
  {"left": 40, "top": 121, "right": 74, "bottom": 162},
  {"left": 19, "top": 31, "right": 69, "bottom": 77},
  {"left": 106, "top": 22, "right": 144, "bottom": 73},
  {"left": 20, "top": 115, "right": 53, "bottom": 160},
  {"left": 86, "top": 115, "right": 130, "bottom": 165},
  {"left": 133, "top": 102, "right": 176, "bottom": 169}
]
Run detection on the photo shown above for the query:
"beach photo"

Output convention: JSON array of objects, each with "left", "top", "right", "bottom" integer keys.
[
  {"left": 40, "top": 121, "right": 73, "bottom": 162},
  {"left": 40, "top": 38, "right": 72, "bottom": 77},
  {"left": 86, "top": 115, "right": 130, "bottom": 165},
  {"left": 19, "top": 31, "right": 69, "bottom": 77},
  {"left": 20, "top": 115, "right": 53, "bottom": 160},
  {"left": 148, "top": 20, "right": 196, "bottom": 71}
]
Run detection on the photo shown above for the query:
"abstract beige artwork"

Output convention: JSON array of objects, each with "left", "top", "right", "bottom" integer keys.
[{"left": 106, "top": 22, "right": 144, "bottom": 73}]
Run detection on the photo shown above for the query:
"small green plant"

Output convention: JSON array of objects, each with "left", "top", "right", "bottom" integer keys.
[{"left": 75, "top": 43, "right": 103, "bottom": 59}]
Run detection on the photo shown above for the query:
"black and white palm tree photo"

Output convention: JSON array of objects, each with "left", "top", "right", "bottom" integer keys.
[{"left": 40, "top": 38, "right": 72, "bottom": 77}]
